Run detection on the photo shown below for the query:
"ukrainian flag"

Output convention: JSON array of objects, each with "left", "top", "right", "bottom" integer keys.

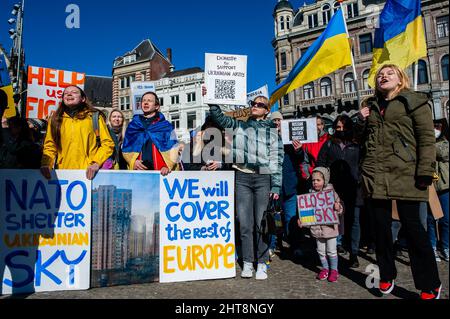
[
  {"left": 0, "top": 53, "right": 16, "bottom": 118},
  {"left": 270, "top": 8, "right": 352, "bottom": 106},
  {"left": 368, "top": 0, "right": 427, "bottom": 87},
  {"left": 300, "top": 209, "right": 317, "bottom": 225}
]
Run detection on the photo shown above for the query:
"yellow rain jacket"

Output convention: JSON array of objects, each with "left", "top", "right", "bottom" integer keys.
[{"left": 41, "top": 112, "right": 115, "bottom": 169}]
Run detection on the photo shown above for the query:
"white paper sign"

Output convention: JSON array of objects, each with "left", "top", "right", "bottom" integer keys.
[
  {"left": 281, "top": 118, "right": 318, "bottom": 144},
  {"left": 0, "top": 170, "right": 91, "bottom": 294},
  {"left": 131, "top": 81, "right": 156, "bottom": 115},
  {"left": 26, "top": 66, "right": 85, "bottom": 119},
  {"left": 246, "top": 85, "right": 269, "bottom": 107},
  {"left": 159, "top": 171, "right": 236, "bottom": 283},
  {"left": 204, "top": 53, "right": 247, "bottom": 106}
]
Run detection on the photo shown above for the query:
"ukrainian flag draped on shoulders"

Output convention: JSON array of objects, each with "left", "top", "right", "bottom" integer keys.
[
  {"left": 122, "top": 112, "right": 180, "bottom": 171},
  {"left": 0, "top": 53, "right": 16, "bottom": 118},
  {"left": 270, "top": 8, "right": 352, "bottom": 106},
  {"left": 368, "top": 0, "right": 427, "bottom": 87}
]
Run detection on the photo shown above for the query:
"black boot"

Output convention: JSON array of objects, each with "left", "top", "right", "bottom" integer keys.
[{"left": 349, "top": 254, "right": 360, "bottom": 268}]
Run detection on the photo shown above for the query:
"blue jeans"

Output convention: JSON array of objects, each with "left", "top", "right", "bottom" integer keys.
[
  {"left": 235, "top": 171, "right": 270, "bottom": 264},
  {"left": 427, "top": 190, "right": 449, "bottom": 250},
  {"left": 282, "top": 194, "right": 298, "bottom": 245},
  {"left": 350, "top": 206, "right": 361, "bottom": 255}
]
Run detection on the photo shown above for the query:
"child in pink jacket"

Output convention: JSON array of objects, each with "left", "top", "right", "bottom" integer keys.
[{"left": 298, "top": 166, "right": 344, "bottom": 282}]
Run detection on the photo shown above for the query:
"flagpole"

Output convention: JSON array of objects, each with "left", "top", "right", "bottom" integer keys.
[{"left": 339, "top": 1, "right": 361, "bottom": 108}]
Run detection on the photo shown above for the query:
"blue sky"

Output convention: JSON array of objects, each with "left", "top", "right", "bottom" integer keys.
[{"left": 1, "top": 0, "right": 314, "bottom": 94}]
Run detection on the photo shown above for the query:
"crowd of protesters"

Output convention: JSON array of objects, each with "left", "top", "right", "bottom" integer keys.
[{"left": 0, "top": 64, "right": 447, "bottom": 299}]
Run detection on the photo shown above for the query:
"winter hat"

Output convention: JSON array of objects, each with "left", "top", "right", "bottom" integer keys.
[
  {"left": 312, "top": 166, "right": 330, "bottom": 186},
  {"left": 270, "top": 111, "right": 283, "bottom": 121}
]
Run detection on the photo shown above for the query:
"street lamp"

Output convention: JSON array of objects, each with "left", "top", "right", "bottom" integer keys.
[{"left": 8, "top": 18, "right": 16, "bottom": 24}]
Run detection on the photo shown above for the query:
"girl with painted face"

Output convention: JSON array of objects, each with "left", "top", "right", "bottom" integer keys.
[{"left": 40, "top": 85, "right": 115, "bottom": 180}]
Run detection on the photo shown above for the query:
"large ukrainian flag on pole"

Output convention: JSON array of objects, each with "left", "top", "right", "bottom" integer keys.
[
  {"left": 368, "top": 0, "right": 427, "bottom": 87},
  {"left": 0, "top": 53, "right": 16, "bottom": 118},
  {"left": 269, "top": 8, "right": 352, "bottom": 106}
]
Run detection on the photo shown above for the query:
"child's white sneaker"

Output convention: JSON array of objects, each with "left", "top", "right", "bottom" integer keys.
[{"left": 255, "top": 263, "right": 268, "bottom": 280}]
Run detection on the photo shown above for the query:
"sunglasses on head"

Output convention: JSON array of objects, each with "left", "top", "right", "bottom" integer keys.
[{"left": 250, "top": 101, "right": 268, "bottom": 109}]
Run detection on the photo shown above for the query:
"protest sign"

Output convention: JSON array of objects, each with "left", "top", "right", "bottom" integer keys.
[
  {"left": 204, "top": 53, "right": 247, "bottom": 106},
  {"left": 160, "top": 171, "right": 235, "bottom": 283},
  {"left": 130, "top": 81, "right": 156, "bottom": 115},
  {"left": 246, "top": 85, "right": 269, "bottom": 107},
  {"left": 0, "top": 170, "right": 91, "bottom": 295},
  {"left": 281, "top": 118, "right": 318, "bottom": 144},
  {"left": 26, "top": 66, "right": 85, "bottom": 119},
  {"left": 298, "top": 189, "right": 337, "bottom": 226},
  {"left": 91, "top": 171, "right": 160, "bottom": 287}
]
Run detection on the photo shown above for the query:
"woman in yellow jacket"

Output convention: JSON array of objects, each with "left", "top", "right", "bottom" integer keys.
[{"left": 40, "top": 85, "right": 115, "bottom": 180}]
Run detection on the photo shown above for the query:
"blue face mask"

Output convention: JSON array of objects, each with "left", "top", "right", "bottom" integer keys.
[{"left": 435, "top": 129, "right": 442, "bottom": 139}]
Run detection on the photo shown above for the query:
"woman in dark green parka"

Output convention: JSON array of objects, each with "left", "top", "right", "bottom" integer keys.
[{"left": 357, "top": 64, "right": 441, "bottom": 299}]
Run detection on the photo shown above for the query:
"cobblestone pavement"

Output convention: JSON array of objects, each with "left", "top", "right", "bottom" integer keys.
[{"left": 1, "top": 245, "right": 448, "bottom": 300}]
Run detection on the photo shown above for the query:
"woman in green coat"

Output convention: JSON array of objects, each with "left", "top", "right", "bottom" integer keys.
[{"left": 357, "top": 64, "right": 441, "bottom": 299}]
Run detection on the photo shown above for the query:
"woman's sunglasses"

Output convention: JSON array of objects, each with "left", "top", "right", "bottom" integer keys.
[{"left": 250, "top": 101, "right": 268, "bottom": 109}]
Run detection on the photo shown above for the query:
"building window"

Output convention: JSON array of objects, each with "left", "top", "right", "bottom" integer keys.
[
  {"left": 437, "top": 16, "right": 449, "bottom": 38},
  {"left": 359, "top": 34, "right": 373, "bottom": 55},
  {"left": 308, "top": 14, "right": 319, "bottom": 28},
  {"left": 281, "top": 52, "right": 287, "bottom": 71},
  {"left": 159, "top": 97, "right": 164, "bottom": 106},
  {"left": 187, "top": 92, "right": 196, "bottom": 103},
  {"left": 418, "top": 60, "right": 429, "bottom": 84},
  {"left": 287, "top": 17, "right": 291, "bottom": 29},
  {"left": 120, "top": 75, "right": 135, "bottom": 89},
  {"left": 347, "top": 3, "right": 359, "bottom": 18},
  {"left": 333, "top": 2, "right": 340, "bottom": 13},
  {"left": 119, "top": 96, "right": 130, "bottom": 110},
  {"left": 344, "top": 73, "right": 355, "bottom": 93},
  {"left": 441, "top": 55, "right": 449, "bottom": 81},
  {"left": 171, "top": 114, "right": 180, "bottom": 129},
  {"left": 123, "top": 55, "right": 136, "bottom": 64},
  {"left": 322, "top": 4, "right": 331, "bottom": 25},
  {"left": 171, "top": 95, "right": 180, "bottom": 105},
  {"left": 280, "top": 16, "right": 285, "bottom": 31},
  {"left": 283, "top": 94, "right": 290, "bottom": 106},
  {"left": 320, "top": 78, "right": 332, "bottom": 97},
  {"left": 362, "top": 69, "right": 370, "bottom": 90},
  {"left": 187, "top": 112, "right": 196, "bottom": 130},
  {"left": 303, "top": 82, "right": 315, "bottom": 100}
]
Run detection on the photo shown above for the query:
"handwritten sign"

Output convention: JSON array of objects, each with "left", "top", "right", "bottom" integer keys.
[
  {"left": 26, "top": 66, "right": 85, "bottom": 119},
  {"left": 160, "top": 171, "right": 235, "bottom": 283},
  {"left": 281, "top": 118, "right": 318, "bottom": 144},
  {"left": 298, "top": 189, "right": 337, "bottom": 226},
  {"left": 130, "top": 81, "right": 156, "bottom": 115},
  {"left": 246, "top": 85, "right": 269, "bottom": 107},
  {"left": 0, "top": 170, "right": 91, "bottom": 295},
  {"left": 204, "top": 53, "right": 247, "bottom": 106}
]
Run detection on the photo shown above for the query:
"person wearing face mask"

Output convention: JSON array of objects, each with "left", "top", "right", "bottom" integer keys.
[
  {"left": 427, "top": 118, "right": 449, "bottom": 262},
  {"left": 40, "top": 86, "right": 115, "bottom": 180},
  {"left": 356, "top": 64, "right": 441, "bottom": 299},
  {"left": 316, "top": 115, "right": 363, "bottom": 267}
]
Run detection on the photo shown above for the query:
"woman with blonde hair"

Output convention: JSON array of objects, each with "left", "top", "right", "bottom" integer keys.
[
  {"left": 106, "top": 109, "right": 127, "bottom": 169},
  {"left": 357, "top": 64, "right": 441, "bottom": 299},
  {"left": 41, "top": 85, "right": 114, "bottom": 180}
]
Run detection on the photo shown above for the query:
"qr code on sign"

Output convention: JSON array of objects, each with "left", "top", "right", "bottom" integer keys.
[{"left": 215, "top": 79, "right": 236, "bottom": 100}]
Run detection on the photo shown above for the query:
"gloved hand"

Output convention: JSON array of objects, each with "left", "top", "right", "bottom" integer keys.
[{"left": 415, "top": 175, "right": 433, "bottom": 190}]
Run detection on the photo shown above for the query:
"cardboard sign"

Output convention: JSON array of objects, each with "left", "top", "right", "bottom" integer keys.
[
  {"left": 281, "top": 118, "right": 318, "bottom": 144},
  {"left": 225, "top": 107, "right": 251, "bottom": 121},
  {"left": 0, "top": 170, "right": 91, "bottom": 295},
  {"left": 204, "top": 53, "right": 247, "bottom": 106},
  {"left": 298, "top": 190, "right": 338, "bottom": 226},
  {"left": 160, "top": 171, "right": 235, "bottom": 283},
  {"left": 130, "top": 81, "right": 156, "bottom": 115},
  {"left": 26, "top": 66, "right": 85, "bottom": 119}
]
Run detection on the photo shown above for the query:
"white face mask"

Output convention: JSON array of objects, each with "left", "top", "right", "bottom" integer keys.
[{"left": 435, "top": 129, "right": 442, "bottom": 139}]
